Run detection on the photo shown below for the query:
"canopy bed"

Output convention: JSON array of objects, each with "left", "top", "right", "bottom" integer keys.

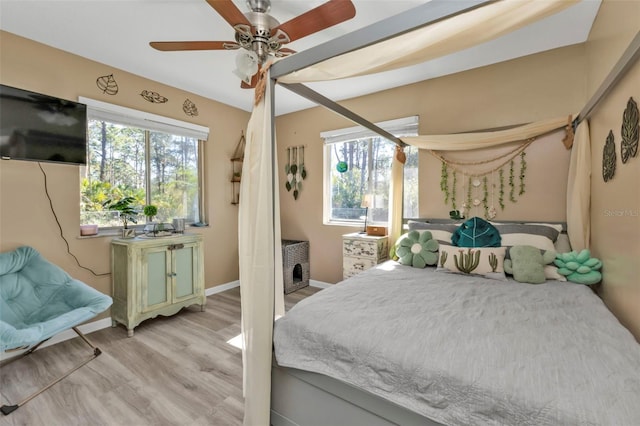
[{"left": 236, "top": 0, "right": 640, "bottom": 424}]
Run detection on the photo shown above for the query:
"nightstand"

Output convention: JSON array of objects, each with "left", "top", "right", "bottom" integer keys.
[{"left": 342, "top": 232, "right": 389, "bottom": 280}]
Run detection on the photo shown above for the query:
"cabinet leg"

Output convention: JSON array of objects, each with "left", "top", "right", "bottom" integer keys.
[
  {"left": 127, "top": 328, "right": 134, "bottom": 338},
  {"left": 200, "top": 303, "right": 206, "bottom": 312},
  {"left": 111, "top": 320, "right": 117, "bottom": 328}
]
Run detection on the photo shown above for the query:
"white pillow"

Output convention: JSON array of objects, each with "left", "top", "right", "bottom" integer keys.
[
  {"left": 437, "top": 246, "right": 507, "bottom": 281},
  {"left": 544, "top": 265, "right": 567, "bottom": 282},
  {"left": 493, "top": 224, "right": 560, "bottom": 252}
]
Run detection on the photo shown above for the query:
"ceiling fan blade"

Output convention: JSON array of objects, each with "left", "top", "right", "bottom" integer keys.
[
  {"left": 205, "top": 0, "right": 251, "bottom": 27},
  {"left": 150, "top": 41, "right": 239, "bottom": 51},
  {"left": 273, "top": 0, "right": 355, "bottom": 43},
  {"left": 276, "top": 48, "right": 297, "bottom": 57}
]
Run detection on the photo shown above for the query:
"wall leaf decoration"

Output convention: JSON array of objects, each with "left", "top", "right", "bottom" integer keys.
[
  {"left": 285, "top": 146, "right": 306, "bottom": 200},
  {"left": 183, "top": 98, "right": 199, "bottom": 117},
  {"left": 140, "top": 90, "right": 168, "bottom": 103},
  {"left": 96, "top": 74, "right": 118, "bottom": 95},
  {"left": 602, "top": 130, "right": 616, "bottom": 182},
  {"left": 621, "top": 97, "right": 638, "bottom": 163}
]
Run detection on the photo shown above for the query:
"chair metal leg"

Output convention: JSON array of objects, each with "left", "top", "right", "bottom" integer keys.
[{"left": 1, "top": 327, "right": 103, "bottom": 415}]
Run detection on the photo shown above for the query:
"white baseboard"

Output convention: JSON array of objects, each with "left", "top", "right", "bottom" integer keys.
[
  {"left": 205, "top": 280, "right": 240, "bottom": 296},
  {"left": 309, "top": 279, "right": 332, "bottom": 289}
]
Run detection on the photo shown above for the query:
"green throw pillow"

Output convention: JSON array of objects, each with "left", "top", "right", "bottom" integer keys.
[
  {"left": 395, "top": 230, "right": 439, "bottom": 268},
  {"left": 452, "top": 216, "right": 501, "bottom": 247},
  {"left": 554, "top": 249, "right": 602, "bottom": 285},
  {"left": 504, "top": 245, "right": 556, "bottom": 284}
]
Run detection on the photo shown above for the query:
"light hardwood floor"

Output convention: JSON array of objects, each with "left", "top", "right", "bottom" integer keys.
[{"left": 0, "top": 286, "right": 321, "bottom": 426}]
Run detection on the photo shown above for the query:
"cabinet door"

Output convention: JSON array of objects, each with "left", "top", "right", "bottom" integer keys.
[
  {"left": 141, "top": 246, "right": 171, "bottom": 313},
  {"left": 172, "top": 243, "right": 197, "bottom": 301}
]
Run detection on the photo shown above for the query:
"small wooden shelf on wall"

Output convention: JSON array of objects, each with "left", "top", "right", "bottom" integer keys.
[
  {"left": 230, "top": 157, "right": 242, "bottom": 205},
  {"left": 230, "top": 131, "right": 245, "bottom": 205}
]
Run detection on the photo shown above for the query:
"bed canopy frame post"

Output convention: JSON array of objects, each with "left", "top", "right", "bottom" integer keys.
[
  {"left": 574, "top": 30, "right": 640, "bottom": 129},
  {"left": 278, "top": 82, "right": 406, "bottom": 148},
  {"left": 270, "top": 0, "right": 493, "bottom": 137}
]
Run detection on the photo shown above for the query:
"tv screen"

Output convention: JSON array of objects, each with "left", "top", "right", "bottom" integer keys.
[{"left": 0, "top": 84, "right": 87, "bottom": 165}]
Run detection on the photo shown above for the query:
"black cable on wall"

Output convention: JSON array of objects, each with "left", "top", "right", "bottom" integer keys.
[{"left": 38, "top": 162, "right": 110, "bottom": 277}]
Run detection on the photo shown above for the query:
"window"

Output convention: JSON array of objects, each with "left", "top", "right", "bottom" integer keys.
[
  {"left": 79, "top": 98, "right": 208, "bottom": 228},
  {"left": 322, "top": 117, "right": 419, "bottom": 225}
]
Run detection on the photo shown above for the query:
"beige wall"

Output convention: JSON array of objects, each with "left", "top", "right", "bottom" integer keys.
[
  {"left": 277, "top": 45, "right": 586, "bottom": 284},
  {"left": 0, "top": 31, "right": 250, "bottom": 313},
  {"left": 585, "top": 0, "right": 640, "bottom": 340}
]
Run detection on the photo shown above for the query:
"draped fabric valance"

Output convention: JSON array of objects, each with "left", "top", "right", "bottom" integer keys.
[
  {"left": 278, "top": 0, "right": 578, "bottom": 84},
  {"left": 402, "top": 115, "right": 575, "bottom": 151}
]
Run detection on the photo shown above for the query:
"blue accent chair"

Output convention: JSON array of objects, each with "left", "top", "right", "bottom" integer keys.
[{"left": 0, "top": 246, "right": 112, "bottom": 415}]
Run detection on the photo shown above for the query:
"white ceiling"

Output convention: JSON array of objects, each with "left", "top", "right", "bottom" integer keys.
[{"left": 1, "top": 0, "right": 601, "bottom": 116}]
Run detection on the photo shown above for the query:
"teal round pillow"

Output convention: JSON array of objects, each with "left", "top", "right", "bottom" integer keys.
[{"left": 395, "top": 230, "right": 439, "bottom": 268}]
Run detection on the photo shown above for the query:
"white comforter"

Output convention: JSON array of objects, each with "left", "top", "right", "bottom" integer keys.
[{"left": 273, "top": 261, "right": 640, "bottom": 426}]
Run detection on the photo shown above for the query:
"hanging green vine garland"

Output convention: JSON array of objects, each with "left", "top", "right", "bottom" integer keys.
[
  {"left": 498, "top": 168, "right": 505, "bottom": 210},
  {"left": 451, "top": 171, "right": 457, "bottom": 210},
  {"left": 441, "top": 162, "right": 449, "bottom": 203},
  {"left": 509, "top": 159, "right": 516, "bottom": 203},
  {"left": 466, "top": 176, "right": 473, "bottom": 211},
  {"left": 519, "top": 151, "right": 527, "bottom": 196},
  {"left": 482, "top": 176, "right": 489, "bottom": 218},
  {"left": 432, "top": 138, "right": 534, "bottom": 218}
]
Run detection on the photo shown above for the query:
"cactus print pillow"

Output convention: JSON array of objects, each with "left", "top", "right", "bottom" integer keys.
[{"left": 436, "top": 246, "right": 507, "bottom": 281}]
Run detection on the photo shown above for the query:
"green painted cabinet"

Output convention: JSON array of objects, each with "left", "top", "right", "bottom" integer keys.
[{"left": 111, "top": 234, "right": 206, "bottom": 336}]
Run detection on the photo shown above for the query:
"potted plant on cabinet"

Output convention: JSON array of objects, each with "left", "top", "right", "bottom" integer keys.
[
  {"left": 143, "top": 205, "right": 158, "bottom": 223},
  {"left": 103, "top": 196, "right": 140, "bottom": 238}
]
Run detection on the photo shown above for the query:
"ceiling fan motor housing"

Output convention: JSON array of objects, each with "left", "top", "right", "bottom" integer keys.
[
  {"left": 242, "top": 11, "right": 281, "bottom": 64},
  {"left": 247, "top": 0, "right": 270, "bottom": 13}
]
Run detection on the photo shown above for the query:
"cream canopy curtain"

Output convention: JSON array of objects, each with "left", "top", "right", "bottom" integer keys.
[
  {"left": 566, "top": 120, "right": 591, "bottom": 251},
  {"left": 238, "top": 74, "right": 284, "bottom": 426},
  {"left": 389, "top": 150, "right": 405, "bottom": 246},
  {"left": 278, "top": 0, "right": 578, "bottom": 84}
]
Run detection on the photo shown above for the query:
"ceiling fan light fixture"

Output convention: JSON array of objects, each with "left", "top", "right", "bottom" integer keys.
[{"left": 233, "top": 49, "right": 259, "bottom": 84}]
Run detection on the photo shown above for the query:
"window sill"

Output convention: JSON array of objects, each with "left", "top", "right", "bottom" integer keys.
[
  {"left": 77, "top": 224, "right": 207, "bottom": 239},
  {"left": 323, "top": 220, "right": 388, "bottom": 228},
  {"left": 77, "top": 230, "right": 121, "bottom": 239}
]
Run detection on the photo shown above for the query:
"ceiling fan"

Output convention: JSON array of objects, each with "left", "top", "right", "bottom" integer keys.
[{"left": 150, "top": 0, "right": 356, "bottom": 88}]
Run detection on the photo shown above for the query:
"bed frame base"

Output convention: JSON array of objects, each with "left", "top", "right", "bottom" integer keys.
[{"left": 271, "top": 364, "right": 442, "bottom": 426}]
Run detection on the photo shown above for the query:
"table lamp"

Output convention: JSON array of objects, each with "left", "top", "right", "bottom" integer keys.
[{"left": 360, "top": 194, "right": 373, "bottom": 234}]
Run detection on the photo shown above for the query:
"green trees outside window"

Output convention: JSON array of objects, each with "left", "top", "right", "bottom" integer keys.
[
  {"left": 326, "top": 137, "right": 418, "bottom": 224},
  {"left": 80, "top": 119, "right": 201, "bottom": 228}
]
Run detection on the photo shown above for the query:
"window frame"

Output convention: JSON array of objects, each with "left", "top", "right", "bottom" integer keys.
[
  {"left": 79, "top": 97, "right": 209, "bottom": 230},
  {"left": 321, "top": 116, "right": 419, "bottom": 226}
]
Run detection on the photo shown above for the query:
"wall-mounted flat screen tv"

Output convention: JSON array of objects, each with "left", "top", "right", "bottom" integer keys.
[{"left": 0, "top": 84, "right": 87, "bottom": 165}]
